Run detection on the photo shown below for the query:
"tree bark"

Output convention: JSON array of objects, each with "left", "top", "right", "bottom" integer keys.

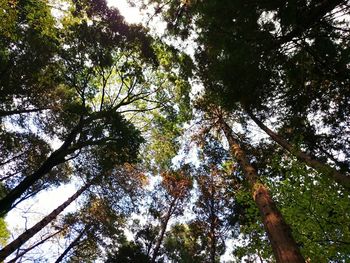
[
  {"left": 54, "top": 227, "right": 87, "bottom": 263},
  {"left": 8, "top": 228, "right": 64, "bottom": 263},
  {"left": 247, "top": 112, "right": 350, "bottom": 189},
  {"left": 0, "top": 178, "right": 94, "bottom": 262},
  {"left": 219, "top": 119, "right": 305, "bottom": 263},
  {"left": 0, "top": 118, "right": 85, "bottom": 216},
  {"left": 151, "top": 196, "right": 178, "bottom": 263},
  {"left": 209, "top": 175, "right": 217, "bottom": 263}
]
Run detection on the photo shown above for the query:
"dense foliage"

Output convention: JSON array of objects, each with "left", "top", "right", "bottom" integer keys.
[{"left": 0, "top": 0, "right": 349, "bottom": 262}]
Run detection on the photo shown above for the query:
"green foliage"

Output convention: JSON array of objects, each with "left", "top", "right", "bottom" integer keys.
[
  {"left": 0, "top": 218, "right": 9, "bottom": 247},
  {"left": 1, "top": 0, "right": 350, "bottom": 262},
  {"left": 163, "top": 223, "right": 207, "bottom": 263},
  {"left": 106, "top": 240, "right": 151, "bottom": 263},
  {"left": 268, "top": 155, "right": 350, "bottom": 262}
]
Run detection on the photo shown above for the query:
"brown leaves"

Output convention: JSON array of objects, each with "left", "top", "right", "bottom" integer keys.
[{"left": 161, "top": 170, "right": 192, "bottom": 199}]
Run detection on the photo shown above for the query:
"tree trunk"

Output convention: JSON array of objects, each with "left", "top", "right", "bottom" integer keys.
[
  {"left": 54, "top": 227, "right": 87, "bottom": 263},
  {"left": 0, "top": 178, "right": 94, "bottom": 262},
  {"left": 151, "top": 196, "right": 178, "bottom": 263},
  {"left": 247, "top": 112, "right": 350, "bottom": 189},
  {"left": 219, "top": 120, "right": 305, "bottom": 263},
  {"left": 209, "top": 176, "right": 217, "bottom": 263},
  {"left": 0, "top": 118, "right": 85, "bottom": 216},
  {"left": 8, "top": 228, "right": 64, "bottom": 263}
]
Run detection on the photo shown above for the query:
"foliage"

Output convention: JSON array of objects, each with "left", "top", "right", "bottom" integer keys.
[{"left": 1, "top": 0, "right": 350, "bottom": 262}]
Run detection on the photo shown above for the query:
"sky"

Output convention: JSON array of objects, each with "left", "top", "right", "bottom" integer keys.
[{"left": 107, "top": 0, "right": 143, "bottom": 24}]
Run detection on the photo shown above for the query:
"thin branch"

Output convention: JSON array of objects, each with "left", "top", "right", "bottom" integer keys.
[{"left": 8, "top": 228, "right": 65, "bottom": 263}]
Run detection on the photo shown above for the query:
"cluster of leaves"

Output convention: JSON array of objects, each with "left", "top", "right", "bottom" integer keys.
[{"left": 1, "top": 0, "right": 350, "bottom": 262}]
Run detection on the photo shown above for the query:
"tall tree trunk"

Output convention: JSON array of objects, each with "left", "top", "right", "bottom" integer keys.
[
  {"left": 0, "top": 118, "right": 85, "bottom": 216},
  {"left": 247, "top": 112, "right": 350, "bottom": 189},
  {"left": 8, "top": 228, "right": 64, "bottom": 263},
  {"left": 219, "top": 119, "right": 305, "bottom": 263},
  {"left": 0, "top": 178, "right": 94, "bottom": 262},
  {"left": 209, "top": 175, "right": 217, "bottom": 263},
  {"left": 54, "top": 227, "right": 87, "bottom": 263},
  {"left": 151, "top": 197, "right": 178, "bottom": 263}
]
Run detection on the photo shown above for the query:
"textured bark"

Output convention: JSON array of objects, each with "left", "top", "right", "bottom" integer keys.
[
  {"left": 0, "top": 118, "right": 85, "bottom": 216},
  {"left": 151, "top": 197, "right": 178, "bottom": 263},
  {"left": 0, "top": 179, "right": 94, "bottom": 262},
  {"left": 219, "top": 120, "right": 305, "bottom": 263},
  {"left": 54, "top": 227, "right": 87, "bottom": 263},
  {"left": 248, "top": 112, "right": 350, "bottom": 189}
]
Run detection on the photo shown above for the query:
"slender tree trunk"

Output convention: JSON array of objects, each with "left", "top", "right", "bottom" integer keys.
[
  {"left": 0, "top": 178, "right": 94, "bottom": 262},
  {"left": 219, "top": 119, "right": 305, "bottom": 263},
  {"left": 209, "top": 207, "right": 217, "bottom": 263},
  {"left": 151, "top": 197, "right": 178, "bottom": 263},
  {"left": 247, "top": 112, "right": 350, "bottom": 189},
  {"left": 8, "top": 228, "right": 64, "bottom": 263},
  {"left": 54, "top": 227, "right": 87, "bottom": 263},
  {"left": 0, "top": 118, "right": 85, "bottom": 216},
  {"left": 209, "top": 175, "right": 217, "bottom": 263}
]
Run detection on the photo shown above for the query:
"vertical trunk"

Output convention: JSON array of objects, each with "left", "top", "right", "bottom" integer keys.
[
  {"left": 0, "top": 179, "right": 94, "bottom": 262},
  {"left": 54, "top": 227, "right": 87, "bottom": 263},
  {"left": 209, "top": 207, "right": 217, "bottom": 263},
  {"left": 247, "top": 112, "right": 350, "bottom": 189},
  {"left": 0, "top": 119, "right": 85, "bottom": 216},
  {"left": 151, "top": 197, "right": 178, "bottom": 263},
  {"left": 209, "top": 175, "right": 217, "bottom": 263},
  {"left": 219, "top": 120, "right": 305, "bottom": 263}
]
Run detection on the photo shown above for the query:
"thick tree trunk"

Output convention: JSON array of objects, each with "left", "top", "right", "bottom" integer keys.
[
  {"left": 151, "top": 197, "right": 178, "bottom": 263},
  {"left": 247, "top": 112, "right": 350, "bottom": 189},
  {"left": 54, "top": 227, "right": 87, "bottom": 263},
  {"left": 219, "top": 120, "right": 305, "bottom": 263},
  {"left": 0, "top": 179, "right": 94, "bottom": 262},
  {"left": 0, "top": 118, "right": 85, "bottom": 216}
]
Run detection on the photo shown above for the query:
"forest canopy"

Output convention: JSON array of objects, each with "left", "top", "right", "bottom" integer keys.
[{"left": 0, "top": 0, "right": 349, "bottom": 262}]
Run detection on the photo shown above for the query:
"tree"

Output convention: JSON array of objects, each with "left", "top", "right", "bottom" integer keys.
[
  {"left": 141, "top": 0, "right": 350, "bottom": 190},
  {"left": 190, "top": 135, "right": 237, "bottom": 262},
  {"left": 106, "top": 240, "right": 151, "bottom": 263},
  {"left": 0, "top": 0, "right": 192, "bottom": 216},
  {"left": 247, "top": 111, "right": 350, "bottom": 189},
  {"left": 0, "top": 176, "right": 96, "bottom": 262},
  {"left": 193, "top": 101, "right": 304, "bottom": 262},
  {"left": 150, "top": 169, "right": 192, "bottom": 262},
  {"left": 51, "top": 162, "right": 147, "bottom": 262},
  {"left": 163, "top": 223, "right": 207, "bottom": 263}
]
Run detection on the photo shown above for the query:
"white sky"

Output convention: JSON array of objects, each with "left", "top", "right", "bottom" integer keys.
[{"left": 107, "top": 0, "right": 143, "bottom": 24}]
